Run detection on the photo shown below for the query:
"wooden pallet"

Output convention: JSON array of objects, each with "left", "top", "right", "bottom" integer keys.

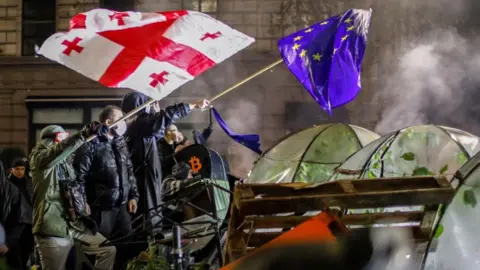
[{"left": 224, "top": 176, "right": 454, "bottom": 265}]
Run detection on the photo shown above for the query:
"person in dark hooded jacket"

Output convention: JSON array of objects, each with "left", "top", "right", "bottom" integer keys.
[
  {"left": 2, "top": 158, "right": 34, "bottom": 269},
  {"left": 120, "top": 91, "right": 210, "bottom": 232}
]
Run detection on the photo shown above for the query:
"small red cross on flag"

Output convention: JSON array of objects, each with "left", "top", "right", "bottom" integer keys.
[
  {"left": 61, "top": 37, "right": 83, "bottom": 56},
  {"left": 200, "top": 31, "right": 222, "bottom": 41},
  {"left": 38, "top": 9, "right": 255, "bottom": 100},
  {"left": 149, "top": 71, "right": 169, "bottom": 87},
  {"left": 109, "top": 12, "right": 129, "bottom": 26}
]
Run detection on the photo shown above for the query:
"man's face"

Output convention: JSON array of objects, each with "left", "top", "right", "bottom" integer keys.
[
  {"left": 105, "top": 109, "right": 123, "bottom": 125},
  {"left": 11, "top": 166, "right": 25, "bottom": 179},
  {"left": 165, "top": 125, "right": 182, "bottom": 142},
  {"left": 105, "top": 109, "right": 126, "bottom": 136}
]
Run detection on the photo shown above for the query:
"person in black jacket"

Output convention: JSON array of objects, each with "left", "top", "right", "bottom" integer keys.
[
  {"left": 73, "top": 105, "right": 140, "bottom": 240},
  {"left": 3, "top": 158, "right": 34, "bottom": 270},
  {"left": 121, "top": 91, "right": 209, "bottom": 233},
  {"left": 157, "top": 114, "right": 213, "bottom": 178}
]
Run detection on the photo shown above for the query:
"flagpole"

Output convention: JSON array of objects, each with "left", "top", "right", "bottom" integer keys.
[
  {"left": 209, "top": 59, "right": 283, "bottom": 102},
  {"left": 86, "top": 98, "right": 156, "bottom": 142},
  {"left": 85, "top": 59, "right": 283, "bottom": 142}
]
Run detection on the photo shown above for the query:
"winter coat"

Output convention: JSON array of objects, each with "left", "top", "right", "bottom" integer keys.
[
  {"left": 30, "top": 134, "right": 86, "bottom": 237},
  {"left": 121, "top": 92, "right": 191, "bottom": 228},
  {"left": 7, "top": 174, "right": 33, "bottom": 226},
  {"left": 73, "top": 135, "right": 140, "bottom": 210}
]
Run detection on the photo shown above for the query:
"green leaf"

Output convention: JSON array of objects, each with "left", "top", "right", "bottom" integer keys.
[
  {"left": 439, "top": 164, "right": 449, "bottom": 175},
  {"left": 463, "top": 189, "right": 478, "bottom": 208},
  {"left": 412, "top": 167, "right": 433, "bottom": 176},
  {"left": 457, "top": 153, "right": 468, "bottom": 164},
  {"left": 434, "top": 224, "right": 444, "bottom": 239},
  {"left": 368, "top": 170, "right": 376, "bottom": 179},
  {"left": 401, "top": 152, "right": 415, "bottom": 161}
]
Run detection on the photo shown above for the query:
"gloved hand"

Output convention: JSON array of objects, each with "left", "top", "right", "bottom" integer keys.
[{"left": 80, "top": 121, "right": 109, "bottom": 139}]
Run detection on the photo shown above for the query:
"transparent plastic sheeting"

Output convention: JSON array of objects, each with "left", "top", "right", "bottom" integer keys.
[
  {"left": 329, "top": 125, "right": 480, "bottom": 224},
  {"left": 331, "top": 125, "right": 480, "bottom": 181},
  {"left": 424, "top": 152, "right": 480, "bottom": 270},
  {"left": 246, "top": 123, "right": 380, "bottom": 184}
]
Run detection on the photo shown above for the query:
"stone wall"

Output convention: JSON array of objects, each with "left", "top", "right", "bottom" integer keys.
[
  {"left": 0, "top": 0, "right": 19, "bottom": 56},
  {"left": 1, "top": 0, "right": 475, "bottom": 176}
]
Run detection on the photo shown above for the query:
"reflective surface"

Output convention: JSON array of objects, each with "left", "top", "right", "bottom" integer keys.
[
  {"left": 330, "top": 125, "right": 480, "bottom": 218},
  {"left": 424, "top": 151, "right": 480, "bottom": 269},
  {"left": 247, "top": 123, "right": 379, "bottom": 184},
  {"left": 331, "top": 125, "right": 479, "bottom": 181}
]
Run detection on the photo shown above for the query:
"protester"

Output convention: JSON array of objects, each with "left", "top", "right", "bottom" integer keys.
[
  {"left": 74, "top": 106, "right": 139, "bottom": 238},
  {"left": 121, "top": 91, "right": 210, "bottom": 232},
  {"left": 157, "top": 125, "right": 191, "bottom": 177},
  {"left": 30, "top": 124, "right": 116, "bottom": 270},
  {"left": 73, "top": 105, "right": 140, "bottom": 268},
  {"left": 1, "top": 158, "right": 34, "bottom": 269},
  {"left": 157, "top": 121, "right": 213, "bottom": 178}
]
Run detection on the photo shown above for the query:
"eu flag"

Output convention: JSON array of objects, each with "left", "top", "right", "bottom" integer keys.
[
  {"left": 278, "top": 9, "right": 372, "bottom": 113},
  {"left": 212, "top": 108, "right": 262, "bottom": 155}
]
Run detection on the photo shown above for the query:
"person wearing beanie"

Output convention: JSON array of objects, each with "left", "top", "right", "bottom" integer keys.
[
  {"left": 0, "top": 157, "right": 34, "bottom": 269},
  {"left": 120, "top": 91, "right": 209, "bottom": 233},
  {"left": 30, "top": 122, "right": 116, "bottom": 270}
]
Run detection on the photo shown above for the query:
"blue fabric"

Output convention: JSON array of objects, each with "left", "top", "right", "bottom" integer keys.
[
  {"left": 278, "top": 9, "right": 372, "bottom": 114},
  {"left": 212, "top": 108, "right": 262, "bottom": 154}
]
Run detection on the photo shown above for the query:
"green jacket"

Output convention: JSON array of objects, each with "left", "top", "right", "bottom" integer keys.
[{"left": 30, "top": 133, "right": 85, "bottom": 237}]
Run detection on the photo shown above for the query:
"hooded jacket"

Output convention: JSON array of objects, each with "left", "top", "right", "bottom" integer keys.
[
  {"left": 30, "top": 133, "right": 86, "bottom": 237},
  {"left": 121, "top": 92, "right": 191, "bottom": 228}
]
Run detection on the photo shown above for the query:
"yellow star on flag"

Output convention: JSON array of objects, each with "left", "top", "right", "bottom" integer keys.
[
  {"left": 344, "top": 18, "right": 352, "bottom": 23},
  {"left": 320, "top": 21, "right": 328, "bottom": 25},
  {"left": 305, "top": 28, "right": 313, "bottom": 33},
  {"left": 313, "top": 53, "right": 322, "bottom": 61},
  {"left": 347, "top": 25, "right": 354, "bottom": 31},
  {"left": 341, "top": 35, "right": 349, "bottom": 42},
  {"left": 299, "top": 49, "right": 307, "bottom": 57},
  {"left": 292, "top": 44, "right": 300, "bottom": 51},
  {"left": 294, "top": 36, "right": 302, "bottom": 41}
]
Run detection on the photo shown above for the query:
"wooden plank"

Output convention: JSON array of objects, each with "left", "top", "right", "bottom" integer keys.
[
  {"left": 339, "top": 181, "right": 356, "bottom": 193},
  {"left": 434, "top": 176, "right": 451, "bottom": 188},
  {"left": 237, "top": 188, "right": 453, "bottom": 216},
  {"left": 244, "top": 226, "right": 430, "bottom": 248},
  {"left": 227, "top": 233, "right": 247, "bottom": 263},
  {"left": 242, "top": 211, "right": 424, "bottom": 229},
  {"left": 224, "top": 203, "right": 241, "bottom": 264},
  {"left": 238, "top": 176, "right": 448, "bottom": 197},
  {"left": 419, "top": 205, "right": 439, "bottom": 237}
]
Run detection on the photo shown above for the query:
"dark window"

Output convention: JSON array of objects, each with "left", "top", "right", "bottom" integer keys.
[
  {"left": 182, "top": 0, "right": 218, "bottom": 13},
  {"left": 100, "top": 0, "right": 135, "bottom": 11},
  {"left": 26, "top": 97, "right": 207, "bottom": 150},
  {"left": 22, "top": 0, "right": 56, "bottom": 56}
]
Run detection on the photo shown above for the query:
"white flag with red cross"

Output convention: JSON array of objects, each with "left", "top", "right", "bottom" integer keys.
[{"left": 38, "top": 9, "right": 255, "bottom": 100}]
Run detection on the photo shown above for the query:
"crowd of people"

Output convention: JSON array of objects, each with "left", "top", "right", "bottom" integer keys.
[{"left": 0, "top": 91, "right": 211, "bottom": 270}]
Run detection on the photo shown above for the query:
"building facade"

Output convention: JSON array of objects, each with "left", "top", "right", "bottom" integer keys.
[{"left": 4, "top": 0, "right": 460, "bottom": 176}]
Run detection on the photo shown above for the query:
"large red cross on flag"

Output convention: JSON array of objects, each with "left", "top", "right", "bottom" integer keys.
[{"left": 38, "top": 9, "right": 255, "bottom": 100}]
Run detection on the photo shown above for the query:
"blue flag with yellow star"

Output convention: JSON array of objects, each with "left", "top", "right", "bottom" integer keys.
[{"left": 278, "top": 9, "right": 372, "bottom": 113}]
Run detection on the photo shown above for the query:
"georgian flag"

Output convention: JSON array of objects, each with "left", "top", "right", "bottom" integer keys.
[{"left": 38, "top": 9, "right": 255, "bottom": 100}]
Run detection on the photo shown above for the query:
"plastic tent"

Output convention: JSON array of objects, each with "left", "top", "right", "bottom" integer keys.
[
  {"left": 423, "top": 152, "right": 480, "bottom": 270},
  {"left": 331, "top": 125, "right": 480, "bottom": 182},
  {"left": 246, "top": 123, "right": 380, "bottom": 184},
  {"left": 330, "top": 125, "right": 480, "bottom": 216}
]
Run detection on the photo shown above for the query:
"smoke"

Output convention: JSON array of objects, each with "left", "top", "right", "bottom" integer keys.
[
  {"left": 222, "top": 99, "right": 261, "bottom": 177},
  {"left": 176, "top": 54, "right": 264, "bottom": 178},
  {"left": 374, "top": 13, "right": 480, "bottom": 135}
]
